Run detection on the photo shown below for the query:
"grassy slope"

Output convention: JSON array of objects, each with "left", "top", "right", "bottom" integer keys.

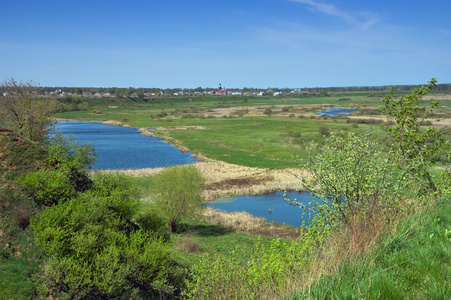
[
  {"left": 294, "top": 196, "right": 451, "bottom": 299},
  {"left": 0, "top": 130, "right": 47, "bottom": 299}
]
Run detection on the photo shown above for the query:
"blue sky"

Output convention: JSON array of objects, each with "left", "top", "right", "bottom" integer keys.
[{"left": 1, "top": 0, "right": 450, "bottom": 88}]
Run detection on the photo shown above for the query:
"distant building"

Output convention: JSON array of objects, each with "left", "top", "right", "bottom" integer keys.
[{"left": 217, "top": 83, "right": 226, "bottom": 95}]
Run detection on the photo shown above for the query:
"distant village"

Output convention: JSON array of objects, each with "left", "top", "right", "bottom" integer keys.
[{"left": 2, "top": 82, "right": 450, "bottom": 99}]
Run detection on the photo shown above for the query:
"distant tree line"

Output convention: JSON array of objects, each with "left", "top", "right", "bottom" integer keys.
[
  {"left": 22, "top": 83, "right": 449, "bottom": 98},
  {"left": 4, "top": 82, "right": 451, "bottom": 101}
]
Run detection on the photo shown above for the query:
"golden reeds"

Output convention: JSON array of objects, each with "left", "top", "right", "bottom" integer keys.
[
  {"left": 202, "top": 207, "right": 300, "bottom": 239},
  {"left": 94, "top": 159, "right": 308, "bottom": 201}
]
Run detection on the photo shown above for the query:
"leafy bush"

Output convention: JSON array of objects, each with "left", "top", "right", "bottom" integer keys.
[
  {"left": 91, "top": 172, "right": 140, "bottom": 213},
  {"left": 31, "top": 192, "right": 174, "bottom": 299},
  {"left": 135, "top": 206, "right": 170, "bottom": 241},
  {"left": 45, "top": 132, "right": 96, "bottom": 171},
  {"left": 318, "top": 126, "right": 330, "bottom": 137},
  {"left": 291, "top": 131, "right": 401, "bottom": 229},
  {"left": 19, "top": 169, "right": 76, "bottom": 205},
  {"left": 380, "top": 78, "right": 451, "bottom": 195},
  {"left": 185, "top": 238, "right": 313, "bottom": 299},
  {"left": 153, "top": 165, "right": 204, "bottom": 233}
]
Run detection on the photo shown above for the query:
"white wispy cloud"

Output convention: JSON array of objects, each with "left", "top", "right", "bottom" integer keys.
[{"left": 289, "top": 0, "right": 380, "bottom": 29}]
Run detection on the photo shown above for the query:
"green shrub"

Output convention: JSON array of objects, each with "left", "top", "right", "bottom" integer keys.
[
  {"left": 45, "top": 132, "right": 96, "bottom": 171},
  {"left": 20, "top": 169, "right": 76, "bottom": 205},
  {"left": 318, "top": 126, "right": 330, "bottom": 137},
  {"left": 90, "top": 172, "right": 141, "bottom": 220},
  {"left": 291, "top": 131, "right": 400, "bottom": 229},
  {"left": 380, "top": 79, "right": 451, "bottom": 195},
  {"left": 135, "top": 206, "right": 170, "bottom": 241},
  {"left": 185, "top": 238, "right": 313, "bottom": 299},
  {"left": 263, "top": 108, "right": 272, "bottom": 115},
  {"left": 31, "top": 193, "right": 174, "bottom": 298},
  {"left": 153, "top": 165, "right": 204, "bottom": 233}
]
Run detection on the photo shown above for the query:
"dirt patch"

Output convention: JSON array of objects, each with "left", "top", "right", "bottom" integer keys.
[{"left": 423, "top": 95, "right": 451, "bottom": 100}]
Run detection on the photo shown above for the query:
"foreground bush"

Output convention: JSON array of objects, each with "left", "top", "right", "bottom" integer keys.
[
  {"left": 185, "top": 238, "right": 314, "bottom": 299},
  {"left": 31, "top": 191, "right": 174, "bottom": 298},
  {"left": 28, "top": 169, "right": 176, "bottom": 298},
  {"left": 19, "top": 169, "right": 76, "bottom": 205},
  {"left": 292, "top": 131, "right": 403, "bottom": 231}
]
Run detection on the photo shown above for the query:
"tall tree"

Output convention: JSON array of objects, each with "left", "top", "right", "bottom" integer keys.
[{"left": 0, "top": 78, "right": 61, "bottom": 142}]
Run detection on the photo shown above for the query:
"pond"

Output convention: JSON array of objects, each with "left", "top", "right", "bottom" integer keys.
[
  {"left": 54, "top": 121, "right": 198, "bottom": 170},
  {"left": 206, "top": 191, "right": 317, "bottom": 227},
  {"left": 317, "top": 108, "right": 357, "bottom": 116}
]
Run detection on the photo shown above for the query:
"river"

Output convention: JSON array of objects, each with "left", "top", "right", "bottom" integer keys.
[{"left": 54, "top": 121, "right": 198, "bottom": 170}]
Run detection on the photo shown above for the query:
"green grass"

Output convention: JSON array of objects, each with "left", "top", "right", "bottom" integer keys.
[
  {"left": 0, "top": 251, "right": 41, "bottom": 299},
  {"left": 293, "top": 196, "right": 451, "bottom": 299},
  {"left": 170, "top": 218, "right": 279, "bottom": 267},
  {"left": 147, "top": 117, "right": 384, "bottom": 168}
]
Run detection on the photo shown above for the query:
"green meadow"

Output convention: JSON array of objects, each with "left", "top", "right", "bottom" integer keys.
[{"left": 53, "top": 92, "right": 412, "bottom": 168}]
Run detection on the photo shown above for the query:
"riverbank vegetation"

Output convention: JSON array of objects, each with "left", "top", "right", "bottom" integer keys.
[{"left": 0, "top": 79, "right": 450, "bottom": 298}]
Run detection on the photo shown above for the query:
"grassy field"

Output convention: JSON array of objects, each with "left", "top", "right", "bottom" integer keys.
[{"left": 53, "top": 92, "right": 424, "bottom": 168}]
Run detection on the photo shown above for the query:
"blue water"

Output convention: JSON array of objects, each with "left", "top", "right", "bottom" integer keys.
[
  {"left": 317, "top": 108, "right": 357, "bottom": 116},
  {"left": 206, "top": 191, "right": 317, "bottom": 227},
  {"left": 54, "top": 121, "right": 198, "bottom": 170}
]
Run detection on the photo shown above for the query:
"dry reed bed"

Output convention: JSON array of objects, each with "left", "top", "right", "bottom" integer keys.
[
  {"left": 203, "top": 207, "right": 300, "bottom": 239},
  {"left": 96, "top": 159, "right": 307, "bottom": 201}
]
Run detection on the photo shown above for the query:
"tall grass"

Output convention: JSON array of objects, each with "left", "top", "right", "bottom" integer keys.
[{"left": 292, "top": 196, "right": 451, "bottom": 299}]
